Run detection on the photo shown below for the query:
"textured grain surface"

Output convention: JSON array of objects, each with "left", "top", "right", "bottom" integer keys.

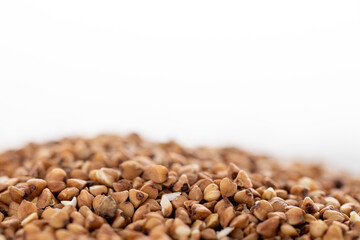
[{"left": 0, "top": 134, "right": 360, "bottom": 239}]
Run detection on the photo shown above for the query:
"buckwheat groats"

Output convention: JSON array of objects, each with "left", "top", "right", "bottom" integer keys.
[{"left": 0, "top": 134, "right": 360, "bottom": 239}]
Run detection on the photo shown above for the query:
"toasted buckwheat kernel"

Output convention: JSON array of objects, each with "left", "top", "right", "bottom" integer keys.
[
  {"left": 129, "top": 189, "right": 148, "bottom": 208},
  {"left": 286, "top": 207, "right": 305, "bottom": 226},
  {"left": 323, "top": 210, "right": 345, "bottom": 222},
  {"left": 120, "top": 160, "right": 144, "bottom": 180},
  {"left": 57, "top": 187, "right": 79, "bottom": 201},
  {"left": 204, "top": 213, "right": 219, "bottom": 228},
  {"left": 119, "top": 201, "right": 135, "bottom": 217},
  {"left": 111, "top": 190, "right": 129, "bottom": 204},
  {"left": 349, "top": 211, "right": 360, "bottom": 223},
  {"left": 77, "top": 189, "right": 94, "bottom": 208},
  {"left": 191, "top": 204, "right": 211, "bottom": 220},
  {"left": 200, "top": 228, "right": 217, "bottom": 240},
  {"left": 275, "top": 189, "right": 288, "bottom": 199},
  {"left": 112, "top": 210, "right": 127, "bottom": 228},
  {"left": 227, "top": 163, "right": 240, "bottom": 180},
  {"left": 214, "top": 198, "right": 232, "bottom": 214},
  {"left": 0, "top": 218, "right": 20, "bottom": 229},
  {"left": 325, "top": 196, "right": 341, "bottom": 208},
  {"left": 196, "top": 179, "right": 212, "bottom": 192},
  {"left": 140, "top": 181, "right": 159, "bottom": 199},
  {"left": 146, "top": 165, "right": 169, "bottom": 183},
  {"left": 132, "top": 176, "right": 145, "bottom": 189},
  {"left": 305, "top": 213, "right": 317, "bottom": 223},
  {"left": 203, "top": 183, "right": 221, "bottom": 202},
  {"left": 47, "top": 180, "right": 66, "bottom": 193},
  {"left": 97, "top": 168, "right": 120, "bottom": 187},
  {"left": 220, "top": 177, "right": 237, "bottom": 198},
  {"left": 9, "top": 186, "right": 25, "bottom": 203},
  {"left": 230, "top": 214, "right": 250, "bottom": 229},
  {"left": 271, "top": 199, "right": 288, "bottom": 212},
  {"left": 175, "top": 207, "right": 191, "bottom": 224},
  {"left": 49, "top": 211, "right": 69, "bottom": 229},
  {"left": 145, "top": 218, "right": 164, "bottom": 232},
  {"left": 66, "top": 178, "right": 87, "bottom": 190},
  {"left": 172, "top": 195, "right": 188, "bottom": 209},
  {"left": 46, "top": 168, "right": 67, "bottom": 182},
  {"left": 26, "top": 179, "right": 47, "bottom": 197},
  {"left": 301, "top": 196, "right": 319, "bottom": 214},
  {"left": 18, "top": 200, "right": 37, "bottom": 221},
  {"left": 219, "top": 206, "right": 234, "bottom": 227},
  {"left": 234, "top": 189, "right": 254, "bottom": 207},
  {"left": 280, "top": 223, "right": 299, "bottom": 237},
  {"left": 96, "top": 196, "right": 117, "bottom": 218},
  {"left": 89, "top": 185, "right": 107, "bottom": 196},
  {"left": 262, "top": 187, "right": 277, "bottom": 200},
  {"left": 192, "top": 218, "right": 207, "bottom": 230},
  {"left": 70, "top": 169, "right": 88, "bottom": 180},
  {"left": 144, "top": 198, "right": 162, "bottom": 211},
  {"left": 235, "top": 170, "right": 253, "bottom": 188},
  {"left": 189, "top": 185, "right": 203, "bottom": 201},
  {"left": 85, "top": 212, "right": 103, "bottom": 230},
  {"left": 92, "top": 195, "right": 106, "bottom": 212},
  {"left": 340, "top": 203, "right": 355, "bottom": 216},
  {"left": 170, "top": 218, "right": 191, "bottom": 239},
  {"left": 268, "top": 211, "right": 286, "bottom": 221},
  {"left": 67, "top": 223, "right": 87, "bottom": 234},
  {"left": 113, "top": 179, "right": 131, "bottom": 192},
  {"left": 41, "top": 207, "right": 57, "bottom": 220},
  {"left": 8, "top": 202, "right": 19, "bottom": 217},
  {"left": 172, "top": 174, "right": 190, "bottom": 192},
  {"left": 323, "top": 224, "right": 343, "bottom": 240},
  {"left": 0, "top": 190, "right": 11, "bottom": 205},
  {"left": 70, "top": 211, "right": 85, "bottom": 225},
  {"left": 256, "top": 216, "right": 280, "bottom": 238},
  {"left": 290, "top": 185, "right": 309, "bottom": 197},
  {"left": 253, "top": 200, "right": 274, "bottom": 221}
]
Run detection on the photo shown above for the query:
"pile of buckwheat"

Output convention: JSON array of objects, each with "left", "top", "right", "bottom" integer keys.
[{"left": 0, "top": 134, "right": 360, "bottom": 240}]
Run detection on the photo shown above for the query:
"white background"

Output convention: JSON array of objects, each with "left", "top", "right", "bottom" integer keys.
[{"left": 0, "top": 1, "right": 359, "bottom": 172}]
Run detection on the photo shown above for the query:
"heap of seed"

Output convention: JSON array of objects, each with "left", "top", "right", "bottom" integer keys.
[{"left": 0, "top": 134, "right": 360, "bottom": 240}]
